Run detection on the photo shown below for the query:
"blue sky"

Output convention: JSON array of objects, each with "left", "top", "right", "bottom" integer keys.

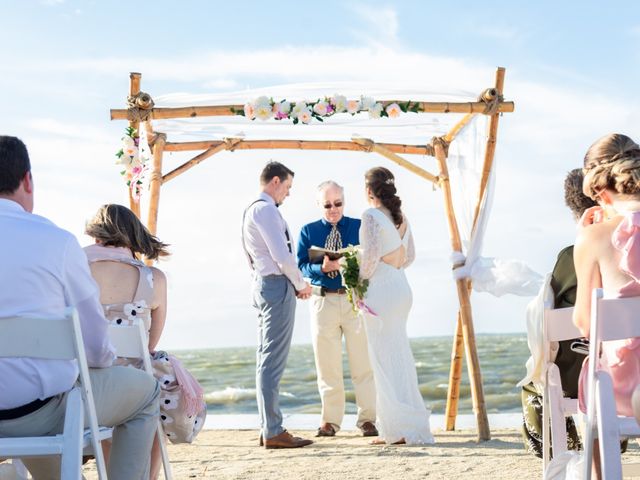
[{"left": 1, "top": 1, "right": 639, "bottom": 349}]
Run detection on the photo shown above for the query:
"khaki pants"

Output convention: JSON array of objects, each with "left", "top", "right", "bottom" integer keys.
[
  {"left": 0, "top": 366, "right": 160, "bottom": 480},
  {"left": 310, "top": 293, "right": 376, "bottom": 429}
]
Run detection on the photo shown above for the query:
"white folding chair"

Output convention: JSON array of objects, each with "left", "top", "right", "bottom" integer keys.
[
  {"left": 108, "top": 320, "right": 173, "bottom": 480},
  {"left": 583, "top": 289, "right": 640, "bottom": 479},
  {"left": 541, "top": 305, "right": 581, "bottom": 477},
  {"left": 0, "top": 308, "right": 108, "bottom": 480}
]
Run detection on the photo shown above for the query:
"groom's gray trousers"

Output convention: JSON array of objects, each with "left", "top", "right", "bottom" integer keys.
[{"left": 252, "top": 274, "right": 296, "bottom": 439}]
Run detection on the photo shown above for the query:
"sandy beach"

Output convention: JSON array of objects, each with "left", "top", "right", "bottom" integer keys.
[{"left": 80, "top": 427, "right": 640, "bottom": 480}]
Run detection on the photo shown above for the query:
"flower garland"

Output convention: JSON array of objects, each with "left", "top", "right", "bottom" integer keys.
[
  {"left": 340, "top": 246, "right": 376, "bottom": 316},
  {"left": 234, "top": 95, "right": 422, "bottom": 124},
  {"left": 115, "top": 127, "right": 149, "bottom": 202}
]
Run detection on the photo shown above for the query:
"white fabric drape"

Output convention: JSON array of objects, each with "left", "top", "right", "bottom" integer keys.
[{"left": 448, "top": 116, "right": 542, "bottom": 297}]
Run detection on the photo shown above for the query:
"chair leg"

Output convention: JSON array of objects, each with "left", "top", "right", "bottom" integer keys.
[
  {"left": 60, "top": 387, "right": 83, "bottom": 480},
  {"left": 156, "top": 422, "right": 173, "bottom": 480},
  {"left": 595, "top": 372, "right": 622, "bottom": 479}
]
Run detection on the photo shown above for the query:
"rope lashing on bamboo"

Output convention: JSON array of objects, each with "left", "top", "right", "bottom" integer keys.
[
  {"left": 431, "top": 136, "right": 450, "bottom": 157},
  {"left": 478, "top": 88, "right": 504, "bottom": 116},
  {"left": 224, "top": 137, "right": 243, "bottom": 151},
  {"left": 126, "top": 92, "right": 155, "bottom": 122}
]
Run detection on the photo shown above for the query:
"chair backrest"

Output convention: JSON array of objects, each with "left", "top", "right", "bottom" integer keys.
[
  {"left": 107, "top": 321, "right": 153, "bottom": 373},
  {"left": 0, "top": 308, "right": 108, "bottom": 479},
  {"left": 592, "top": 291, "right": 640, "bottom": 342},
  {"left": 0, "top": 309, "right": 80, "bottom": 361},
  {"left": 543, "top": 306, "right": 580, "bottom": 342}
]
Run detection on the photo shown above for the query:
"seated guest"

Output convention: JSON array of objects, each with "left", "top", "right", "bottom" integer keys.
[
  {"left": 574, "top": 133, "right": 640, "bottom": 416},
  {"left": 520, "top": 168, "right": 596, "bottom": 457},
  {"left": 0, "top": 136, "right": 160, "bottom": 479},
  {"left": 85, "top": 204, "right": 206, "bottom": 479},
  {"left": 574, "top": 134, "right": 640, "bottom": 477}
]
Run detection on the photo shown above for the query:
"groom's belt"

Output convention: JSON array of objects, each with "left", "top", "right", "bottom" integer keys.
[{"left": 311, "top": 286, "right": 347, "bottom": 296}]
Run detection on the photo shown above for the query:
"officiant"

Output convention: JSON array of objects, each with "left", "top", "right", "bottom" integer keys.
[{"left": 297, "top": 180, "right": 377, "bottom": 437}]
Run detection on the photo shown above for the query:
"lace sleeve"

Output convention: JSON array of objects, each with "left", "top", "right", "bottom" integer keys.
[
  {"left": 359, "top": 211, "right": 382, "bottom": 280},
  {"left": 403, "top": 223, "right": 416, "bottom": 269}
]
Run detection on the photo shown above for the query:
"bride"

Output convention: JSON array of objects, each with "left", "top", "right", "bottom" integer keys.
[{"left": 357, "top": 166, "right": 434, "bottom": 445}]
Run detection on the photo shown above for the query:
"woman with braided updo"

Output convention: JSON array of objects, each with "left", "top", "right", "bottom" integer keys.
[
  {"left": 356, "top": 166, "right": 434, "bottom": 445},
  {"left": 573, "top": 134, "right": 640, "bottom": 422}
]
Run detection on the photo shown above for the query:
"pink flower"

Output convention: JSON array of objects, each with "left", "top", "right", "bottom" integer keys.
[
  {"left": 347, "top": 100, "right": 360, "bottom": 114},
  {"left": 298, "top": 109, "right": 312, "bottom": 124},
  {"left": 385, "top": 103, "right": 402, "bottom": 118},
  {"left": 132, "top": 166, "right": 142, "bottom": 175},
  {"left": 243, "top": 103, "right": 255, "bottom": 119},
  {"left": 313, "top": 101, "right": 329, "bottom": 116}
]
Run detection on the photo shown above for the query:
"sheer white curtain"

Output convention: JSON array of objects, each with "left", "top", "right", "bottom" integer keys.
[{"left": 448, "top": 116, "right": 542, "bottom": 297}]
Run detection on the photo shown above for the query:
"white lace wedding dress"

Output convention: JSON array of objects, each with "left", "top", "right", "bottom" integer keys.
[{"left": 359, "top": 207, "right": 434, "bottom": 444}]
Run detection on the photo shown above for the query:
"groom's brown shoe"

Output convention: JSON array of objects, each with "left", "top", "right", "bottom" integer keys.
[
  {"left": 359, "top": 421, "right": 379, "bottom": 437},
  {"left": 264, "top": 430, "right": 313, "bottom": 449}
]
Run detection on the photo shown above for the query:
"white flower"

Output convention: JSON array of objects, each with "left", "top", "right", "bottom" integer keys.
[
  {"left": 385, "top": 102, "right": 402, "bottom": 118},
  {"left": 360, "top": 96, "right": 376, "bottom": 111},
  {"left": 298, "top": 108, "right": 312, "bottom": 124},
  {"left": 369, "top": 103, "right": 383, "bottom": 118},
  {"left": 274, "top": 100, "right": 291, "bottom": 114},
  {"left": 313, "top": 101, "right": 329, "bottom": 116},
  {"left": 331, "top": 94, "right": 347, "bottom": 113},
  {"left": 254, "top": 103, "right": 273, "bottom": 121},
  {"left": 123, "top": 145, "right": 139, "bottom": 160},
  {"left": 122, "top": 135, "right": 136, "bottom": 148},
  {"left": 346, "top": 99, "right": 361, "bottom": 114},
  {"left": 291, "top": 101, "right": 309, "bottom": 118}
]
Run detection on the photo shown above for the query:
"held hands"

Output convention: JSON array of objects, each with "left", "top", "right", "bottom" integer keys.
[
  {"left": 296, "top": 282, "right": 312, "bottom": 300},
  {"left": 321, "top": 255, "right": 341, "bottom": 274}
]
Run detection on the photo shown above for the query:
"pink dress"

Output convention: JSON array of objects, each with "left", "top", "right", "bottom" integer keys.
[{"left": 579, "top": 212, "right": 640, "bottom": 417}]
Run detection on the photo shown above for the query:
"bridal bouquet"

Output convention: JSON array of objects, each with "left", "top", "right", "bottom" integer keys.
[{"left": 340, "top": 246, "right": 375, "bottom": 315}]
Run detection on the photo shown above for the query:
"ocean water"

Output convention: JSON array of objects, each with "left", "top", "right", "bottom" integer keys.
[{"left": 177, "top": 333, "right": 530, "bottom": 415}]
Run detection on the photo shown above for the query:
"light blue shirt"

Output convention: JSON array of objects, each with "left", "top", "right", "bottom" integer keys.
[{"left": 243, "top": 192, "right": 305, "bottom": 291}]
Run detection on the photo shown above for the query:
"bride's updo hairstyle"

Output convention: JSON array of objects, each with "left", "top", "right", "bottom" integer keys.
[
  {"left": 86, "top": 204, "right": 170, "bottom": 260},
  {"left": 365, "top": 166, "right": 403, "bottom": 227},
  {"left": 583, "top": 133, "right": 640, "bottom": 200}
]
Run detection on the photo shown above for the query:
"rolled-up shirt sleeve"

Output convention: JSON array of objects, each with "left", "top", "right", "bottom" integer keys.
[
  {"left": 254, "top": 206, "right": 306, "bottom": 291},
  {"left": 62, "top": 237, "right": 116, "bottom": 368}
]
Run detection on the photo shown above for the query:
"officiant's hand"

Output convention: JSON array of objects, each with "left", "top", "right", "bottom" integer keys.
[
  {"left": 296, "top": 282, "right": 312, "bottom": 300},
  {"left": 321, "top": 255, "right": 341, "bottom": 274}
]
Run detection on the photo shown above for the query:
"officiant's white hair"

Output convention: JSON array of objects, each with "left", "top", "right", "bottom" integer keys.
[{"left": 316, "top": 180, "right": 343, "bottom": 201}]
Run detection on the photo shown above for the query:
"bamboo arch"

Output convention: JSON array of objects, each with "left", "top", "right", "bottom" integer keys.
[{"left": 109, "top": 68, "right": 514, "bottom": 442}]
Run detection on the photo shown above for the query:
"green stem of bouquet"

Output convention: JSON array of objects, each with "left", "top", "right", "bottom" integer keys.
[{"left": 341, "top": 251, "right": 369, "bottom": 312}]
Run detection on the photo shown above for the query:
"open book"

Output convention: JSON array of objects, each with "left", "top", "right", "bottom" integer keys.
[{"left": 308, "top": 246, "right": 351, "bottom": 263}]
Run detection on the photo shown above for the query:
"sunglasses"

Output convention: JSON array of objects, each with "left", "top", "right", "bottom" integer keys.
[{"left": 323, "top": 201, "right": 343, "bottom": 209}]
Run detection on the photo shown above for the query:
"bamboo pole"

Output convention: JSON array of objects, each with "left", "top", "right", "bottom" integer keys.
[
  {"left": 472, "top": 68, "right": 506, "bottom": 226},
  {"left": 110, "top": 99, "right": 515, "bottom": 121},
  {"left": 352, "top": 137, "right": 439, "bottom": 184},
  {"left": 162, "top": 138, "right": 242, "bottom": 184},
  {"left": 434, "top": 138, "right": 491, "bottom": 441},
  {"left": 128, "top": 72, "right": 142, "bottom": 218},
  {"left": 445, "top": 312, "right": 465, "bottom": 430},
  {"left": 444, "top": 114, "right": 475, "bottom": 143},
  {"left": 163, "top": 139, "right": 433, "bottom": 156},
  {"left": 444, "top": 70, "right": 509, "bottom": 430},
  {"left": 146, "top": 133, "right": 166, "bottom": 240}
]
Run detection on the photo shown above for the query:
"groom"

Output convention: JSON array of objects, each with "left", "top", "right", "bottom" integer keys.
[
  {"left": 297, "top": 180, "right": 377, "bottom": 437},
  {"left": 242, "top": 161, "right": 313, "bottom": 449}
]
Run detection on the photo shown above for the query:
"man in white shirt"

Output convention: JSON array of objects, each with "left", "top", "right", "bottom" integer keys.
[
  {"left": 242, "top": 161, "right": 313, "bottom": 449},
  {"left": 0, "top": 136, "right": 160, "bottom": 479}
]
